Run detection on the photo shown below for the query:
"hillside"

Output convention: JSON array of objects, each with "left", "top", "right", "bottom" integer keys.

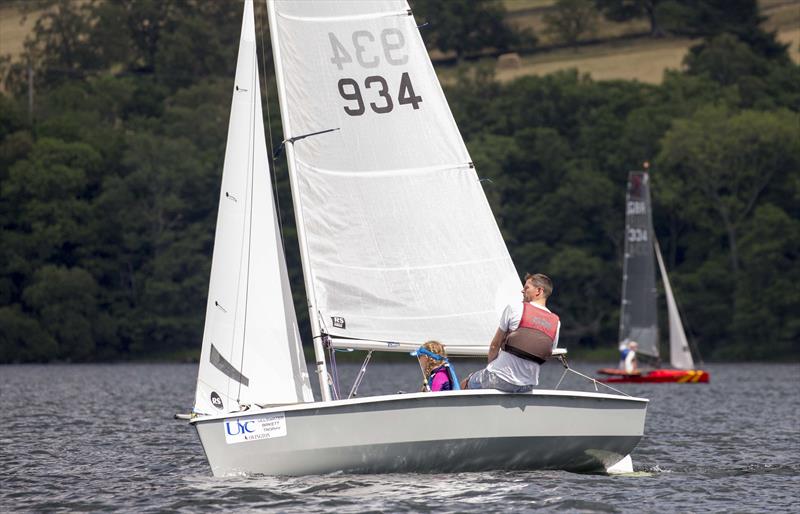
[
  {"left": 1, "top": 0, "right": 798, "bottom": 87},
  {"left": 0, "top": 2, "right": 36, "bottom": 62},
  {"left": 492, "top": 0, "right": 799, "bottom": 84}
]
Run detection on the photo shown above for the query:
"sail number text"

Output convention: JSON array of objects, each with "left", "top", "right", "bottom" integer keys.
[
  {"left": 627, "top": 201, "right": 646, "bottom": 215},
  {"left": 627, "top": 228, "right": 649, "bottom": 242},
  {"left": 329, "top": 30, "right": 423, "bottom": 116}
]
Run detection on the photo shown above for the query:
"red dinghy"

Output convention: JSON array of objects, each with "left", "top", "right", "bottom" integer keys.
[
  {"left": 598, "top": 171, "right": 710, "bottom": 385},
  {"left": 597, "top": 368, "right": 709, "bottom": 383}
]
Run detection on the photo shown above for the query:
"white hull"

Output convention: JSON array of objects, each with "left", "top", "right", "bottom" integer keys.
[{"left": 192, "top": 390, "right": 647, "bottom": 476}]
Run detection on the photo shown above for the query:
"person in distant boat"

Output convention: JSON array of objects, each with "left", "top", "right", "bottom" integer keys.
[
  {"left": 412, "top": 341, "right": 458, "bottom": 392},
  {"left": 617, "top": 339, "right": 630, "bottom": 368},
  {"left": 462, "top": 273, "right": 560, "bottom": 392},
  {"left": 619, "top": 341, "right": 639, "bottom": 373}
]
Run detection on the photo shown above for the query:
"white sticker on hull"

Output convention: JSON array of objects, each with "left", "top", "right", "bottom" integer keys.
[{"left": 224, "top": 413, "right": 286, "bottom": 444}]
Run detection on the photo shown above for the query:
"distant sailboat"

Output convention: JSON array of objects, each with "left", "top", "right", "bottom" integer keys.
[
  {"left": 187, "top": 0, "right": 649, "bottom": 476},
  {"left": 598, "top": 171, "right": 709, "bottom": 384}
]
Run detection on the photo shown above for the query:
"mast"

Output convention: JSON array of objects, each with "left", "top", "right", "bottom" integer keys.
[{"left": 266, "top": 0, "right": 332, "bottom": 402}]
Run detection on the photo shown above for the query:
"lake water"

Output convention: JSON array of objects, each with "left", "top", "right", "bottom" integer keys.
[{"left": 2, "top": 361, "right": 798, "bottom": 512}]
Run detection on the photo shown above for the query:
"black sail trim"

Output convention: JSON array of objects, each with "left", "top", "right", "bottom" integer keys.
[{"left": 210, "top": 344, "right": 250, "bottom": 387}]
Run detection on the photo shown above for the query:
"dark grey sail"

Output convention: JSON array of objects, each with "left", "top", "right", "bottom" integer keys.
[{"left": 619, "top": 171, "right": 659, "bottom": 359}]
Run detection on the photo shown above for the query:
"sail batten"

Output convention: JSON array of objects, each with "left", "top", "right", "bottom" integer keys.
[
  {"left": 293, "top": 160, "right": 474, "bottom": 177},
  {"left": 277, "top": 10, "right": 409, "bottom": 23},
  {"left": 313, "top": 256, "right": 512, "bottom": 272}
]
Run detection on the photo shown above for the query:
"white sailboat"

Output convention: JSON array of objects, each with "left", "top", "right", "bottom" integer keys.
[
  {"left": 189, "top": 0, "right": 648, "bottom": 476},
  {"left": 599, "top": 171, "right": 709, "bottom": 383}
]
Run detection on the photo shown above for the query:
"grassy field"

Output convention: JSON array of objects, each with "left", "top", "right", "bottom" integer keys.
[
  {"left": 494, "top": 27, "right": 798, "bottom": 85},
  {"left": 493, "top": 36, "right": 693, "bottom": 84},
  {"left": 502, "top": 0, "right": 557, "bottom": 12},
  {"left": 461, "top": 0, "right": 799, "bottom": 85},
  {"left": 0, "top": 3, "right": 36, "bottom": 62},
  {"left": 0, "top": 1, "right": 798, "bottom": 88}
]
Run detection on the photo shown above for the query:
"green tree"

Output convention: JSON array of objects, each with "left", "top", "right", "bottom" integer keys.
[
  {"left": 734, "top": 204, "right": 800, "bottom": 358},
  {"left": 2, "top": 138, "right": 99, "bottom": 271},
  {"left": 2, "top": 0, "right": 98, "bottom": 95},
  {"left": 411, "top": 0, "right": 523, "bottom": 62},
  {"left": 595, "top": 0, "right": 788, "bottom": 57},
  {"left": 22, "top": 265, "right": 102, "bottom": 360},
  {"left": 660, "top": 0, "right": 787, "bottom": 60},
  {"left": 683, "top": 33, "right": 800, "bottom": 110},
  {"left": 593, "top": 0, "right": 669, "bottom": 36},
  {"left": 546, "top": 246, "right": 616, "bottom": 345},
  {"left": 0, "top": 305, "right": 57, "bottom": 362},
  {"left": 656, "top": 107, "right": 800, "bottom": 346},
  {"left": 544, "top": 0, "right": 600, "bottom": 50},
  {"left": 684, "top": 33, "right": 770, "bottom": 86},
  {"left": 0, "top": 94, "right": 32, "bottom": 176}
]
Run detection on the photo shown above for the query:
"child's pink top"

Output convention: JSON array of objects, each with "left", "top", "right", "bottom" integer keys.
[{"left": 430, "top": 367, "right": 452, "bottom": 391}]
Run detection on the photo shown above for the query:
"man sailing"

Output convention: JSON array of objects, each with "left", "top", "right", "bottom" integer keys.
[{"left": 463, "top": 273, "right": 560, "bottom": 392}]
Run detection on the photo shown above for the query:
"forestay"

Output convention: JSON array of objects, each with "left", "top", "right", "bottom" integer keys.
[
  {"left": 193, "top": 0, "right": 313, "bottom": 415},
  {"left": 619, "top": 171, "right": 659, "bottom": 359},
  {"left": 655, "top": 241, "right": 695, "bottom": 369},
  {"left": 268, "top": 0, "right": 520, "bottom": 354}
]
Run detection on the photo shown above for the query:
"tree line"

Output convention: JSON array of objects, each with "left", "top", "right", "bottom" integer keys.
[{"left": 0, "top": 0, "right": 797, "bottom": 362}]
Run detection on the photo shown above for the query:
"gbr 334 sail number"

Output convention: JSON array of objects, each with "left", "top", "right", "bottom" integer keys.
[{"left": 329, "top": 29, "right": 422, "bottom": 116}]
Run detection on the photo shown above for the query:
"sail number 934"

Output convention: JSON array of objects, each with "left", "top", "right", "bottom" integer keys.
[{"left": 329, "top": 30, "right": 422, "bottom": 116}]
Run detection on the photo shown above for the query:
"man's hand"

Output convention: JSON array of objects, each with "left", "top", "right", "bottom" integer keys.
[{"left": 487, "top": 328, "right": 506, "bottom": 363}]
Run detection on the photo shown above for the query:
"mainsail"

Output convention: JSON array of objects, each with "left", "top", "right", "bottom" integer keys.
[
  {"left": 619, "top": 171, "right": 659, "bottom": 359},
  {"left": 654, "top": 241, "right": 695, "bottom": 370},
  {"left": 268, "top": 0, "right": 521, "bottom": 355},
  {"left": 193, "top": 0, "right": 313, "bottom": 415}
]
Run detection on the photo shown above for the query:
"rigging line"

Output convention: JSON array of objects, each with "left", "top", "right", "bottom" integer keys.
[
  {"left": 236, "top": 43, "right": 260, "bottom": 405},
  {"left": 348, "top": 350, "right": 373, "bottom": 399},
  {"left": 318, "top": 313, "right": 340, "bottom": 399},
  {"left": 256, "top": 0, "right": 285, "bottom": 245},
  {"left": 565, "top": 368, "right": 632, "bottom": 397},
  {"left": 318, "top": 309, "right": 329, "bottom": 334},
  {"left": 225, "top": 100, "right": 251, "bottom": 407},
  {"left": 327, "top": 345, "right": 341, "bottom": 400}
]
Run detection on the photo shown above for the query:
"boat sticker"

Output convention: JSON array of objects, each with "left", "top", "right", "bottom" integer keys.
[
  {"left": 224, "top": 413, "right": 287, "bottom": 444},
  {"left": 332, "top": 316, "right": 346, "bottom": 329},
  {"left": 210, "top": 391, "right": 224, "bottom": 410}
]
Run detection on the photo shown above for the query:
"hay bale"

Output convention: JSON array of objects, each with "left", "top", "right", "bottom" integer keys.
[{"left": 496, "top": 52, "right": 522, "bottom": 69}]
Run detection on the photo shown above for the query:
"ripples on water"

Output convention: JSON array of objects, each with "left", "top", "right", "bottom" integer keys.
[{"left": 2, "top": 362, "right": 798, "bottom": 512}]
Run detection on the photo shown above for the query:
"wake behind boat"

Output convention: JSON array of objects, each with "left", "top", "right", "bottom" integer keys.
[
  {"left": 188, "top": 0, "right": 648, "bottom": 477},
  {"left": 598, "top": 171, "right": 709, "bottom": 384}
]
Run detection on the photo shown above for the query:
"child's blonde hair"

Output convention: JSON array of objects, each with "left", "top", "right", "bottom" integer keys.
[{"left": 420, "top": 340, "right": 447, "bottom": 378}]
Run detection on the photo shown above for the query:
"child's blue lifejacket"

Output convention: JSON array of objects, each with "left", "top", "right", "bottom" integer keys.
[
  {"left": 411, "top": 347, "right": 461, "bottom": 391},
  {"left": 427, "top": 365, "right": 457, "bottom": 391}
]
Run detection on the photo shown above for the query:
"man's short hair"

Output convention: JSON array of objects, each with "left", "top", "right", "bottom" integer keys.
[{"left": 524, "top": 273, "right": 553, "bottom": 298}]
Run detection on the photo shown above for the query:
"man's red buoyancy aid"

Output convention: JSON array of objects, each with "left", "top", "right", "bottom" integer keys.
[{"left": 502, "top": 302, "right": 559, "bottom": 364}]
